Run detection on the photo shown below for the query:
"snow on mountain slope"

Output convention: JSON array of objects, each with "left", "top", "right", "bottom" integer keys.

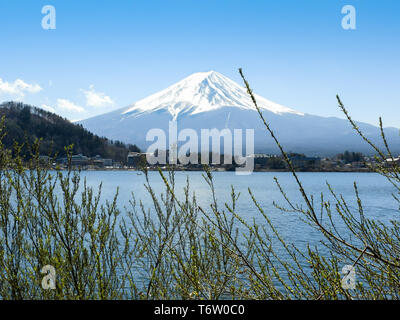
[
  {"left": 79, "top": 71, "right": 400, "bottom": 156},
  {"left": 121, "top": 71, "right": 303, "bottom": 119}
]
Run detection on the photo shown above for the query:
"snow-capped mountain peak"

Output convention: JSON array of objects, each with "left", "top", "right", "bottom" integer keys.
[
  {"left": 122, "top": 71, "right": 303, "bottom": 119},
  {"left": 79, "top": 70, "right": 400, "bottom": 155}
]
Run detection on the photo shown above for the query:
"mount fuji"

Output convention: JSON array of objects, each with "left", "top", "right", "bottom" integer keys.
[{"left": 79, "top": 71, "right": 400, "bottom": 156}]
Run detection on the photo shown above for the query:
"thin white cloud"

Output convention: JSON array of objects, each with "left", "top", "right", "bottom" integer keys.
[
  {"left": 57, "top": 99, "right": 85, "bottom": 113},
  {"left": 0, "top": 78, "right": 42, "bottom": 97},
  {"left": 40, "top": 104, "right": 56, "bottom": 113},
  {"left": 81, "top": 85, "right": 114, "bottom": 107}
]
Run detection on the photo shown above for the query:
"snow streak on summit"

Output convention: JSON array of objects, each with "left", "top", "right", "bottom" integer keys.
[{"left": 121, "top": 71, "right": 303, "bottom": 120}]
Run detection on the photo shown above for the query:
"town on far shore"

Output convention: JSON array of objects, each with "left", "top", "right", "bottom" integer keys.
[{"left": 38, "top": 150, "right": 400, "bottom": 172}]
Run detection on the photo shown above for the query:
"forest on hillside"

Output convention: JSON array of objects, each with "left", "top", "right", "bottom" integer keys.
[{"left": 0, "top": 101, "right": 140, "bottom": 164}]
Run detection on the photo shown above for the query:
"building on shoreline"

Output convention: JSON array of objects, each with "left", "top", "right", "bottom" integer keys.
[
  {"left": 127, "top": 152, "right": 147, "bottom": 168},
  {"left": 56, "top": 154, "right": 114, "bottom": 169},
  {"left": 384, "top": 157, "right": 400, "bottom": 167}
]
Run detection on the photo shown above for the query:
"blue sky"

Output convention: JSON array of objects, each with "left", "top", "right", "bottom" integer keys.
[{"left": 0, "top": 0, "right": 399, "bottom": 127}]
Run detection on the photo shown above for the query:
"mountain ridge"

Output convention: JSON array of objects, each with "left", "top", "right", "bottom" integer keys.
[
  {"left": 79, "top": 71, "right": 400, "bottom": 156},
  {"left": 0, "top": 101, "right": 140, "bottom": 162},
  {"left": 120, "top": 71, "right": 303, "bottom": 120}
]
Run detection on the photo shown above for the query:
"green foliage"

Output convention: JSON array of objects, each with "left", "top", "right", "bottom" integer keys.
[
  {"left": 255, "top": 156, "right": 286, "bottom": 169},
  {"left": 0, "top": 101, "right": 140, "bottom": 163},
  {"left": 0, "top": 70, "right": 399, "bottom": 300}
]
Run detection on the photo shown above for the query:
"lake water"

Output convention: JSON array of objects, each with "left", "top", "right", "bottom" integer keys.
[
  {"left": 61, "top": 170, "right": 400, "bottom": 293},
  {"left": 79, "top": 170, "right": 399, "bottom": 251}
]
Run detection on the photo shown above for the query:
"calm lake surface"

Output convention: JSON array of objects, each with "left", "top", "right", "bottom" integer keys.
[
  {"left": 79, "top": 170, "right": 399, "bottom": 251},
  {"left": 71, "top": 170, "right": 400, "bottom": 290}
]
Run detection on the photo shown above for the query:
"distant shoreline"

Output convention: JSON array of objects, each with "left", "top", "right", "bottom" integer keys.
[{"left": 75, "top": 167, "right": 375, "bottom": 173}]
